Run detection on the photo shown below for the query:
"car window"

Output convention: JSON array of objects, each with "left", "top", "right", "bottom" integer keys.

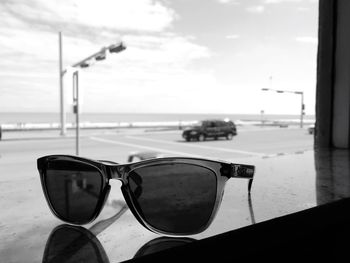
[
  {"left": 203, "top": 121, "right": 210, "bottom": 127},
  {"left": 218, "top": 121, "right": 226, "bottom": 127}
]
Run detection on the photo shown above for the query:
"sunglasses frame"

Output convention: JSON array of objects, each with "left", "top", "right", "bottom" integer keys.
[{"left": 38, "top": 155, "right": 254, "bottom": 236}]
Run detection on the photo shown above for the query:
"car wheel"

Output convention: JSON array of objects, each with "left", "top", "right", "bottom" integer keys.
[
  {"left": 198, "top": 134, "right": 205, "bottom": 141},
  {"left": 186, "top": 137, "right": 191, "bottom": 142},
  {"left": 226, "top": 133, "right": 233, "bottom": 140}
]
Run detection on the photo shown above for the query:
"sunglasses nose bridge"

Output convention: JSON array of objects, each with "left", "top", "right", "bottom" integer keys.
[
  {"left": 109, "top": 165, "right": 126, "bottom": 181},
  {"left": 111, "top": 177, "right": 127, "bottom": 186}
]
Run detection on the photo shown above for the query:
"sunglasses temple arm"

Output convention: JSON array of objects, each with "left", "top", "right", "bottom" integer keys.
[
  {"left": 248, "top": 192, "right": 256, "bottom": 224},
  {"left": 89, "top": 202, "right": 129, "bottom": 236},
  {"left": 248, "top": 179, "right": 253, "bottom": 193}
]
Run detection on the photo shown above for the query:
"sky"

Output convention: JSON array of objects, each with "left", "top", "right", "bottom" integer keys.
[{"left": 0, "top": 0, "right": 319, "bottom": 115}]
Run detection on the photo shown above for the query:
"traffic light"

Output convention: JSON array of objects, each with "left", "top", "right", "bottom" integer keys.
[
  {"left": 95, "top": 50, "right": 106, "bottom": 61},
  {"left": 79, "top": 62, "right": 89, "bottom": 68},
  {"left": 109, "top": 43, "right": 126, "bottom": 53}
]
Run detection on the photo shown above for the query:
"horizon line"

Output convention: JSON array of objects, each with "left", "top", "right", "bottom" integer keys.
[{"left": 0, "top": 111, "right": 316, "bottom": 116}]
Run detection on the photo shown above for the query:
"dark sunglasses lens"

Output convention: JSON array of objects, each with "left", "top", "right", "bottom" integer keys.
[
  {"left": 44, "top": 160, "right": 103, "bottom": 224},
  {"left": 128, "top": 163, "right": 217, "bottom": 234}
]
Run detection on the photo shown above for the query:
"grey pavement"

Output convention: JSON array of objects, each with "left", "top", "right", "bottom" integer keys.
[
  {"left": 0, "top": 125, "right": 295, "bottom": 141},
  {"left": 0, "top": 128, "right": 155, "bottom": 141},
  {"left": 0, "top": 127, "right": 322, "bottom": 263}
]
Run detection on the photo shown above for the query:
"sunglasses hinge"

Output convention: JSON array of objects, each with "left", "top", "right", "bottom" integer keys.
[{"left": 231, "top": 164, "right": 255, "bottom": 179}]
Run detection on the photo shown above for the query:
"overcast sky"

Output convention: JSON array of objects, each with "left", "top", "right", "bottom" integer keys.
[{"left": 0, "top": 0, "right": 318, "bottom": 115}]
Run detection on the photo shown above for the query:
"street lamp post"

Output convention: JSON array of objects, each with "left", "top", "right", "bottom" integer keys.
[
  {"left": 58, "top": 32, "right": 66, "bottom": 136},
  {"left": 58, "top": 32, "right": 126, "bottom": 137},
  {"left": 261, "top": 88, "right": 305, "bottom": 128},
  {"left": 260, "top": 110, "right": 265, "bottom": 127}
]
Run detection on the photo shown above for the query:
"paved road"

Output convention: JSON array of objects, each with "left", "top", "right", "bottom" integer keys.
[
  {"left": 0, "top": 126, "right": 313, "bottom": 183},
  {"left": 0, "top": 126, "right": 315, "bottom": 263},
  {"left": 0, "top": 126, "right": 313, "bottom": 164}
]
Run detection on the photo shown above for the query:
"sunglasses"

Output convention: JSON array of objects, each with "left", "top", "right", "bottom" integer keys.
[{"left": 37, "top": 155, "right": 255, "bottom": 236}]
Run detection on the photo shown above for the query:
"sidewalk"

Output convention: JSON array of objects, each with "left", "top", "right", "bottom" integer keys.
[
  {"left": 0, "top": 129, "right": 118, "bottom": 141},
  {"left": 0, "top": 127, "right": 183, "bottom": 141},
  {"left": 0, "top": 125, "right": 295, "bottom": 142}
]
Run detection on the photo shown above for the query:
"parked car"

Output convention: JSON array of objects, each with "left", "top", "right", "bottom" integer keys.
[
  {"left": 308, "top": 124, "right": 315, "bottom": 135},
  {"left": 182, "top": 119, "right": 237, "bottom": 142}
]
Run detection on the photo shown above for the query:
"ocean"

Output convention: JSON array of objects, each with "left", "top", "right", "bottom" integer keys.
[{"left": 0, "top": 112, "right": 315, "bottom": 124}]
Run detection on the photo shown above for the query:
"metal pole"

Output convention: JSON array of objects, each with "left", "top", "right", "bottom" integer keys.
[
  {"left": 300, "top": 92, "right": 304, "bottom": 128},
  {"left": 71, "top": 43, "right": 125, "bottom": 68},
  {"left": 59, "top": 32, "right": 66, "bottom": 136},
  {"left": 73, "top": 71, "right": 79, "bottom": 156}
]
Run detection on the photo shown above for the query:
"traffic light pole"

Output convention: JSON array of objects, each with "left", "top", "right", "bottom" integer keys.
[
  {"left": 58, "top": 32, "right": 126, "bottom": 138},
  {"left": 261, "top": 88, "right": 305, "bottom": 128}
]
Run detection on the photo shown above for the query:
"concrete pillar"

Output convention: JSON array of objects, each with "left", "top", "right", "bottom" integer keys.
[
  {"left": 316, "top": 0, "right": 350, "bottom": 149},
  {"left": 332, "top": 0, "right": 350, "bottom": 148}
]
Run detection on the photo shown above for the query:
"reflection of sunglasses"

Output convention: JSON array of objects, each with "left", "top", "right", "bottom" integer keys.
[
  {"left": 37, "top": 155, "right": 255, "bottom": 235},
  {"left": 43, "top": 224, "right": 195, "bottom": 263},
  {"left": 42, "top": 224, "right": 109, "bottom": 263}
]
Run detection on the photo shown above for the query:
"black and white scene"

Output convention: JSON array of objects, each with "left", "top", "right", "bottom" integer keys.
[{"left": 2, "top": 0, "right": 350, "bottom": 262}]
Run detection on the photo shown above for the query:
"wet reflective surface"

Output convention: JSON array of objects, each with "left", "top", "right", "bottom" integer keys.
[
  {"left": 2, "top": 148, "right": 350, "bottom": 262},
  {"left": 43, "top": 224, "right": 195, "bottom": 263},
  {"left": 43, "top": 225, "right": 110, "bottom": 263}
]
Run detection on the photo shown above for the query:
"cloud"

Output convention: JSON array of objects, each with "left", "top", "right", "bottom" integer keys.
[
  {"left": 2, "top": 0, "right": 177, "bottom": 33},
  {"left": 0, "top": 1, "right": 206, "bottom": 66},
  {"left": 216, "top": 0, "right": 240, "bottom": 4},
  {"left": 264, "top": 0, "right": 298, "bottom": 3},
  {"left": 246, "top": 5, "right": 265, "bottom": 13},
  {"left": 295, "top": 36, "right": 317, "bottom": 44},
  {"left": 0, "top": 0, "right": 318, "bottom": 114},
  {"left": 226, "top": 34, "right": 240, "bottom": 39},
  {"left": 123, "top": 34, "right": 211, "bottom": 64},
  {"left": 297, "top": 7, "right": 310, "bottom": 11},
  {"left": 263, "top": 0, "right": 317, "bottom": 4},
  {"left": 0, "top": 0, "right": 215, "bottom": 112}
]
